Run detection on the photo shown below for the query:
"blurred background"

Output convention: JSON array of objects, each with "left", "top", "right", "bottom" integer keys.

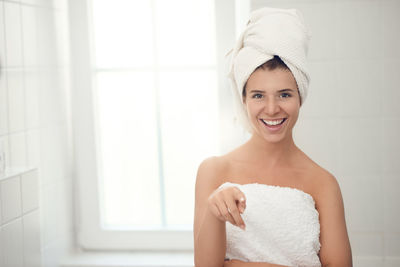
[{"left": 0, "top": 0, "right": 399, "bottom": 266}]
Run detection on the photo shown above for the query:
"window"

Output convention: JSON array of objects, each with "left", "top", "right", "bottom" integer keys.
[{"left": 70, "top": 0, "right": 245, "bottom": 250}]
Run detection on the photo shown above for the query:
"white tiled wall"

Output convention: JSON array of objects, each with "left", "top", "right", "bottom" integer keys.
[
  {"left": 252, "top": 0, "right": 400, "bottom": 266},
  {"left": 0, "top": 0, "right": 73, "bottom": 267},
  {"left": 0, "top": 170, "right": 40, "bottom": 267}
]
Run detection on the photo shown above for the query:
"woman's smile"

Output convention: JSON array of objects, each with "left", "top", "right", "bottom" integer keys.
[{"left": 260, "top": 117, "right": 287, "bottom": 132}]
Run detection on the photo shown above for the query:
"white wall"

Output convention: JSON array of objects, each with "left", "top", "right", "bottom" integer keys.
[
  {"left": 251, "top": 0, "right": 400, "bottom": 266},
  {"left": 0, "top": 0, "right": 74, "bottom": 266}
]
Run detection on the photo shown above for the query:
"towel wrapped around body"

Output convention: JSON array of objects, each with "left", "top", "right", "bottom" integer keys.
[{"left": 219, "top": 182, "right": 321, "bottom": 267}]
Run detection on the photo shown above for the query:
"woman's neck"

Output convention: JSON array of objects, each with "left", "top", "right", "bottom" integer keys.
[{"left": 244, "top": 132, "right": 299, "bottom": 168}]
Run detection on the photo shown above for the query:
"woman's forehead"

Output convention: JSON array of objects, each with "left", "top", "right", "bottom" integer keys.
[{"left": 246, "top": 68, "right": 297, "bottom": 91}]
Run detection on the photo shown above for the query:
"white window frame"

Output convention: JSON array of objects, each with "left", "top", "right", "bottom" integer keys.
[{"left": 69, "top": 0, "right": 249, "bottom": 251}]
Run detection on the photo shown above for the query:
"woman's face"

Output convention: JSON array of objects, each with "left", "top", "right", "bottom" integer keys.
[{"left": 243, "top": 67, "right": 300, "bottom": 143}]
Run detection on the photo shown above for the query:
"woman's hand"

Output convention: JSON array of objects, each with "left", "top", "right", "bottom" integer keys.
[{"left": 207, "top": 184, "right": 247, "bottom": 229}]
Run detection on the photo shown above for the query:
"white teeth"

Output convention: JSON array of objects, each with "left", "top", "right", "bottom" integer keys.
[{"left": 262, "top": 119, "right": 284, "bottom": 126}]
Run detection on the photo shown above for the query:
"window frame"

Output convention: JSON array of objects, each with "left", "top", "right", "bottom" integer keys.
[{"left": 69, "top": 0, "right": 248, "bottom": 251}]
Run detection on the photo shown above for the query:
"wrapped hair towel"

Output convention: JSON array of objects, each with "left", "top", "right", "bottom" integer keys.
[{"left": 226, "top": 7, "right": 312, "bottom": 132}]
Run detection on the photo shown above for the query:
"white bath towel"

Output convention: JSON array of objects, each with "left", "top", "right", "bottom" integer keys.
[
  {"left": 227, "top": 7, "right": 312, "bottom": 132},
  {"left": 219, "top": 182, "right": 321, "bottom": 267}
]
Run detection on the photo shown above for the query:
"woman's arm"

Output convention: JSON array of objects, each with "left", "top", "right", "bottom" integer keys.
[
  {"left": 193, "top": 157, "right": 226, "bottom": 267},
  {"left": 316, "top": 172, "right": 353, "bottom": 267}
]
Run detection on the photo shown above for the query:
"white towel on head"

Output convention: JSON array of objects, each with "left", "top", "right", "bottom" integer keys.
[{"left": 227, "top": 7, "right": 312, "bottom": 133}]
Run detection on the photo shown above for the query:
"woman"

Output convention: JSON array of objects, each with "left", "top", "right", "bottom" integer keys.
[{"left": 193, "top": 7, "right": 352, "bottom": 267}]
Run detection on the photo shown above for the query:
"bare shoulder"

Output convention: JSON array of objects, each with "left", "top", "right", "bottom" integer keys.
[
  {"left": 195, "top": 156, "right": 229, "bottom": 190},
  {"left": 296, "top": 151, "right": 342, "bottom": 203},
  {"left": 306, "top": 162, "right": 343, "bottom": 211}
]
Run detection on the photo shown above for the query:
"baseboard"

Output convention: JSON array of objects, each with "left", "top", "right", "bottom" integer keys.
[{"left": 61, "top": 251, "right": 194, "bottom": 267}]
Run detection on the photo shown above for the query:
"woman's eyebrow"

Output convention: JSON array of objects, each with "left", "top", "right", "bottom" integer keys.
[
  {"left": 249, "top": 89, "right": 265, "bottom": 93},
  {"left": 249, "top": 88, "right": 295, "bottom": 93},
  {"left": 278, "top": 88, "right": 295, "bottom": 92}
]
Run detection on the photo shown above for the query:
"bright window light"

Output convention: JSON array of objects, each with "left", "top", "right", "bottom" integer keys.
[
  {"left": 92, "top": 0, "right": 154, "bottom": 68},
  {"left": 90, "top": 0, "right": 219, "bottom": 230}
]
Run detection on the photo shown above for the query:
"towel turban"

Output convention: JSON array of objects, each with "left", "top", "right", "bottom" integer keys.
[{"left": 227, "top": 7, "right": 312, "bottom": 133}]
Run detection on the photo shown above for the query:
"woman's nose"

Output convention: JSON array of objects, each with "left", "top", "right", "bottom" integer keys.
[{"left": 264, "top": 97, "right": 280, "bottom": 115}]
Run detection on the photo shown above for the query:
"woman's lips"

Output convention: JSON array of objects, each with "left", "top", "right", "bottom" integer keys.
[{"left": 260, "top": 118, "right": 287, "bottom": 132}]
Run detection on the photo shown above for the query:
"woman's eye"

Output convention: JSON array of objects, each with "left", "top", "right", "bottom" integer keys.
[
  {"left": 252, "top": 94, "right": 263, "bottom": 99},
  {"left": 281, "top": 93, "right": 291, "bottom": 98}
]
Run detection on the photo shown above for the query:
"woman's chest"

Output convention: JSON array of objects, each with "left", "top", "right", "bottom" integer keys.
[{"left": 221, "top": 159, "right": 317, "bottom": 198}]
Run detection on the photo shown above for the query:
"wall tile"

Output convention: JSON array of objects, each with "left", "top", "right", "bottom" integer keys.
[
  {"left": 36, "top": 7, "right": 56, "bottom": 67},
  {"left": 21, "top": 5, "right": 38, "bottom": 68},
  {"left": 0, "top": 1, "right": 6, "bottom": 68},
  {"left": 23, "top": 210, "right": 41, "bottom": 267},
  {"left": 20, "top": 0, "right": 53, "bottom": 8},
  {"left": 7, "top": 70, "right": 25, "bottom": 133},
  {"left": 0, "top": 176, "right": 22, "bottom": 223},
  {"left": 54, "top": 12, "right": 70, "bottom": 66},
  {"left": 9, "top": 132, "right": 27, "bottom": 168},
  {"left": 384, "top": 232, "right": 400, "bottom": 258},
  {"left": 24, "top": 70, "right": 40, "bottom": 130},
  {"left": 42, "top": 241, "right": 65, "bottom": 267},
  {"left": 354, "top": 257, "right": 384, "bottom": 267},
  {"left": 288, "top": 1, "right": 337, "bottom": 61},
  {"left": 382, "top": 119, "right": 400, "bottom": 173},
  {"left": 341, "top": 174, "right": 383, "bottom": 232},
  {"left": 40, "top": 125, "right": 66, "bottom": 186},
  {"left": 382, "top": 60, "right": 400, "bottom": 118},
  {"left": 385, "top": 259, "right": 400, "bottom": 267},
  {"left": 301, "top": 61, "right": 339, "bottom": 119},
  {"left": 40, "top": 183, "right": 58, "bottom": 247},
  {"left": 336, "top": 1, "right": 382, "bottom": 60},
  {"left": 0, "top": 136, "right": 10, "bottom": 170},
  {"left": 383, "top": 0, "right": 400, "bottom": 60},
  {"left": 338, "top": 118, "right": 382, "bottom": 176},
  {"left": 348, "top": 231, "right": 383, "bottom": 257},
  {"left": 26, "top": 129, "right": 40, "bottom": 168},
  {"left": 336, "top": 60, "right": 383, "bottom": 119},
  {"left": 0, "top": 185, "right": 2, "bottom": 223},
  {"left": 4, "top": 1, "right": 23, "bottom": 68},
  {"left": 2, "top": 218, "right": 24, "bottom": 267},
  {"left": 0, "top": 227, "right": 3, "bottom": 267},
  {"left": 19, "top": 0, "right": 44, "bottom": 6},
  {"left": 383, "top": 173, "right": 400, "bottom": 232},
  {"left": 0, "top": 70, "right": 8, "bottom": 136},
  {"left": 21, "top": 169, "right": 39, "bottom": 213},
  {"left": 39, "top": 70, "right": 63, "bottom": 126}
]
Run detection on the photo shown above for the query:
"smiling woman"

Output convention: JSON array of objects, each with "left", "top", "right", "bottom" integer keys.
[{"left": 193, "top": 7, "right": 352, "bottom": 267}]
